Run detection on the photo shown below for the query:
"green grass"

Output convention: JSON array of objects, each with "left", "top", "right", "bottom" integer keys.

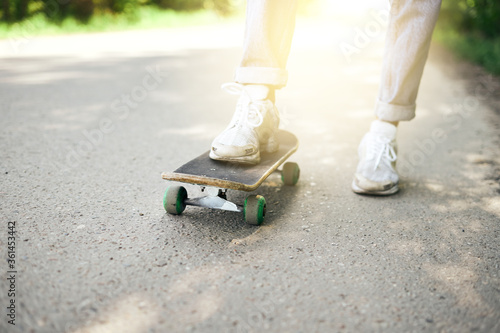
[
  {"left": 0, "top": 6, "right": 240, "bottom": 40},
  {"left": 434, "top": 25, "right": 500, "bottom": 76}
]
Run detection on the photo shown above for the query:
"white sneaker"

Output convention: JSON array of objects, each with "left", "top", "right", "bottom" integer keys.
[
  {"left": 210, "top": 83, "right": 280, "bottom": 164},
  {"left": 352, "top": 120, "right": 399, "bottom": 195}
]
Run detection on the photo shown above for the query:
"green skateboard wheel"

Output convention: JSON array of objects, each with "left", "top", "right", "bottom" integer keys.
[
  {"left": 281, "top": 162, "right": 300, "bottom": 186},
  {"left": 244, "top": 195, "right": 266, "bottom": 225},
  {"left": 163, "top": 186, "right": 187, "bottom": 215}
]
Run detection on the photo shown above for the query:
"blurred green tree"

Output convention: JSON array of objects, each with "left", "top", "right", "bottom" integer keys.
[
  {"left": 14, "top": 0, "right": 29, "bottom": 20},
  {"left": 4, "top": 0, "right": 496, "bottom": 33},
  {"left": 151, "top": 0, "right": 233, "bottom": 15},
  {"left": 73, "top": 0, "right": 95, "bottom": 21},
  {"left": 440, "top": 0, "right": 500, "bottom": 38},
  {"left": 2, "top": 0, "right": 238, "bottom": 23},
  {"left": 1, "top": 0, "right": 10, "bottom": 21},
  {"left": 2, "top": 0, "right": 29, "bottom": 21}
]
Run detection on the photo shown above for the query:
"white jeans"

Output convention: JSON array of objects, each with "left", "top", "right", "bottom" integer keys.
[{"left": 235, "top": 0, "right": 442, "bottom": 122}]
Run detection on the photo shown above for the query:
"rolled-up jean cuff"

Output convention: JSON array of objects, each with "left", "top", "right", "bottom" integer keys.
[
  {"left": 235, "top": 67, "right": 288, "bottom": 88},
  {"left": 375, "top": 100, "right": 416, "bottom": 122}
]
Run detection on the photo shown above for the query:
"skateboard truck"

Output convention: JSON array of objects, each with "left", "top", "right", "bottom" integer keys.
[
  {"left": 217, "top": 189, "right": 227, "bottom": 200},
  {"left": 184, "top": 189, "right": 241, "bottom": 212}
]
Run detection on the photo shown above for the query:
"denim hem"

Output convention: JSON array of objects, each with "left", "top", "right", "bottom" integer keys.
[
  {"left": 375, "top": 100, "right": 416, "bottom": 122},
  {"left": 235, "top": 67, "right": 288, "bottom": 88}
]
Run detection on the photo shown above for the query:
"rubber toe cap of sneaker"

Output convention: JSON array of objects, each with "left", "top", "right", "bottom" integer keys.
[
  {"left": 352, "top": 173, "right": 399, "bottom": 195},
  {"left": 210, "top": 143, "right": 260, "bottom": 164},
  {"left": 211, "top": 142, "right": 258, "bottom": 157}
]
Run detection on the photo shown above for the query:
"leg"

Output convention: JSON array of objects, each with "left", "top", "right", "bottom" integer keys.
[
  {"left": 236, "top": 0, "right": 298, "bottom": 89},
  {"left": 353, "top": 0, "right": 442, "bottom": 195},
  {"left": 210, "top": 0, "right": 298, "bottom": 164},
  {"left": 376, "top": 0, "right": 442, "bottom": 122}
]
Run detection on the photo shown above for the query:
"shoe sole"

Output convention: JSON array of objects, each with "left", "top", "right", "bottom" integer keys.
[
  {"left": 209, "top": 150, "right": 260, "bottom": 165},
  {"left": 209, "top": 139, "right": 279, "bottom": 165},
  {"left": 351, "top": 180, "right": 399, "bottom": 196}
]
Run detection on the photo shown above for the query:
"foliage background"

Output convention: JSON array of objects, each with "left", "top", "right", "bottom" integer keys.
[
  {"left": 1, "top": 0, "right": 499, "bottom": 74},
  {"left": 437, "top": 0, "right": 500, "bottom": 75},
  {"left": 2, "top": 0, "right": 499, "bottom": 30},
  {"left": 1, "top": 0, "right": 236, "bottom": 22}
]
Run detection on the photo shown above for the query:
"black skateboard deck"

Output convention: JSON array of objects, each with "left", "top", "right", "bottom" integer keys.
[{"left": 162, "top": 130, "right": 299, "bottom": 191}]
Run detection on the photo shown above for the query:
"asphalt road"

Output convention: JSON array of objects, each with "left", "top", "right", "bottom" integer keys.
[{"left": 1, "top": 10, "right": 500, "bottom": 333}]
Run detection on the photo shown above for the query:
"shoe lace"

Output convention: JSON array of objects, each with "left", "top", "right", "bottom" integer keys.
[
  {"left": 370, "top": 135, "right": 397, "bottom": 171},
  {"left": 222, "top": 82, "right": 265, "bottom": 128}
]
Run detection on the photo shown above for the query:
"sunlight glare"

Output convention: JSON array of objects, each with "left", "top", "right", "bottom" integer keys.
[{"left": 321, "top": 0, "right": 389, "bottom": 16}]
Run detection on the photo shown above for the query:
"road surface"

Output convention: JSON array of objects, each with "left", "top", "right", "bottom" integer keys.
[{"left": 1, "top": 8, "right": 499, "bottom": 333}]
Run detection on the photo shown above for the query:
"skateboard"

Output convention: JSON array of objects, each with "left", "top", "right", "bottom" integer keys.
[{"left": 161, "top": 130, "right": 299, "bottom": 225}]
